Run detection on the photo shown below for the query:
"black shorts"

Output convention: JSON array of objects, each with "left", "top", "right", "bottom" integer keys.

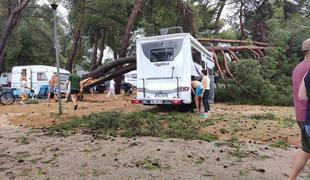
[
  {"left": 298, "top": 122, "right": 310, "bottom": 153},
  {"left": 70, "top": 90, "right": 80, "bottom": 94}
]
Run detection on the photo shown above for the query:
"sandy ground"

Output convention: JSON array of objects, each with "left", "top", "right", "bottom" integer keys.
[{"left": 0, "top": 93, "right": 310, "bottom": 179}]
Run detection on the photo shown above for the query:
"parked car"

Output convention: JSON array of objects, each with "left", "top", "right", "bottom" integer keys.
[{"left": 84, "top": 83, "right": 107, "bottom": 94}]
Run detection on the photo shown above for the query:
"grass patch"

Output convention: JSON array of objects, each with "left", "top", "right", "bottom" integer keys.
[
  {"left": 202, "top": 171, "right": 214, "bottom": 177},
  {"left": 220, "top": 128, "right": 229, "bottom": 134},
  {"left": 26, "top": 99, "right": 39, "bottom": 104},
  {"left": 0, "top": 167, "right": 9, "bottom": 172},
  {"left": 231, "top": 124, "right": 241, "bottom": 134},
  {"left": 249, "top": 113, "right": 277, "bottom": 120},
  {"left": 48, "top": 111, "right": 217, "bottom": 142},
  {"left": 41, "top": 156, "right": 57, "bottom": 164},
  {"left": 280, "top": 117, "right": 295, "bottom": 128},
  {"left": 270, "top": 139, "right": 289, "bottom": 149},
  {"left": 15, "top": 136, "right": 30, "bottom": 145},
  {"left": 30, "top": 158, "right": 43, "bottom": 164},
  {"left": 135, "top": 157, "right": 168, "bottom": 170},
  {"left": 200, "top": 119, "right": 215, "bottom": 127},
  {"left": 239, "top": 170, "right": 249, "bottom": 176},
  {"left": 195, "top": 157, "right": 205, "bottom": 164},
  {"left": 229, "top": 144, "right": 247, "bottom": 159}
]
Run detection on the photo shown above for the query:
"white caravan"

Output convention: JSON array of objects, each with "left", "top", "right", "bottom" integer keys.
[
  {"left": 133, "top": 33, "right": 214, "bottom": 106},
  {"left": 0, "top": 73, "right": 12, "bottom": 87},
  {"left": 124, "top": 70, "right": 137, "bottom": 87},
  {"left": 11, "top": 65, "right": 70, "bottom": 95}
]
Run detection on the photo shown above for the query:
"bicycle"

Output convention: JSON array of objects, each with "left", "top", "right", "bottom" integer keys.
[{"left": 0, "top": 85, "right": 15, "bottom": 105}]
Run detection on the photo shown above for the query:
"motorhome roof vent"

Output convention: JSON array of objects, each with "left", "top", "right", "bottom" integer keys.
[{"left": 160, "top": 27, "right": 183, "bottom": 35}]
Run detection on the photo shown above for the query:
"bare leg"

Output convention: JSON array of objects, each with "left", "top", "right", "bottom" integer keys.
[
  {"left": 65, "top": 91, "right": 70, "bottom": 102},
  {"left": 54, "top": 93, "right": 58, "bottom": 102},
  {"left": 198, "top": 97, "right": 202, "bottom": 113},
  {"left": 71, "top": 94, "right": 78, "bottom": 110},
  {"left": 288, "top": 150, "right": 310, "bottom": 180},
  {"left": 194, "top": 96, "right": 200, "bottom": 113},
  {"left": 106, "top": 89, "right": 111, "bottom": 97},
  {"left": 20, "top": 94, "right": 28, "bottom": 104}
]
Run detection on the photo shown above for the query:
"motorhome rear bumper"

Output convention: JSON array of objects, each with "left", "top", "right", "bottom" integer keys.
[{"left": 132, "top": 99, "right": 183, "bottom": 105}]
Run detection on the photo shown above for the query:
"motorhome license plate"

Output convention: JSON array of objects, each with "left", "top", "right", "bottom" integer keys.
[
  {"left": 155, "top": 93, "right": 168, "bottom": 97},
  {"left": 150, "top": 100, "right": 163, "bottom": 104}
]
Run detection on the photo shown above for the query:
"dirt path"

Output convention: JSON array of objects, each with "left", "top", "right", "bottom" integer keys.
[
  {"left": 1, "top": 94, "right": 310, "bottom": 179},
  {"left": 1, "top": 124, "right": 309, "bottom": 180}
]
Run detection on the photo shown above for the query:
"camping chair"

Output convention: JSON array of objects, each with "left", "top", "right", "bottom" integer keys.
[{"left": 37, "top": 85, "right": 49, "bottom": 99}]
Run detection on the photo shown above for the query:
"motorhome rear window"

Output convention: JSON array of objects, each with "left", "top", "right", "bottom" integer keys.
[
  {"left": 37, "top": 73, "right": 48, "bottom": 81},
  {"left": 150, "top": 47, "right": 174, "bottom": 62}
]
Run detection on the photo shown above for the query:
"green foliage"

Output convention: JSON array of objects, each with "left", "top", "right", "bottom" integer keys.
[
  {"left": 249, "top": 113, "right": 277, "bottom": 120},
  {"left": 48, "top": 111, "right": 217, "bottom": 142},
  {"left": 15, "top": 136, "right": 30, "bottom": 145},
  {"left": 2, "top": 2, "right": 69, "bottom": 71},
  {"left": 215, "top": 59, "right": 286, "bottom": 105},
  {"left": 229, "top": 143, "right": 246, "bottom": 159},
  {"left": 279, "top": 117, "right": 295, "bottom": 128},
  {"left": 270, "top": 139, "right": 289, "bottom": 149}
]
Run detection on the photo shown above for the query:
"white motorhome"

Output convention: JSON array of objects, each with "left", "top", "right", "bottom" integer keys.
[
  {"left": 133, "top": 33, "right": 214, "bottom": 107},
  {"left": 124, "top": 70, "right": 137, "bottom": 87},
  {"left": 11, "top": 65, "right": 70, "bottom": 95}
]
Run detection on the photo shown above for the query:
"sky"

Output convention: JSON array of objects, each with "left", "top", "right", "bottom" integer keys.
[{"left": 37, "top": 0, "right": 68, "bottom": 18}]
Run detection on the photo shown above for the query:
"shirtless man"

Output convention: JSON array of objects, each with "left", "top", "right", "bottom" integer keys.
[
  {"left": 47, "top": 74, "right": 54, "bottom": 102},
  {"left": 52, "top": 73, "right": 59, "bottom": 102}
]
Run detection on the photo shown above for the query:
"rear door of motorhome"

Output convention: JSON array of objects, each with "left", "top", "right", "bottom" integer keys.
[{"left": 137, "top": 35, "right": 191, "bottom": 105}]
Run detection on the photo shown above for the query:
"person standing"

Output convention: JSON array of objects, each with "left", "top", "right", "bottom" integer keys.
[
  {"left": 52, "top": 73, "right": 59, "bottom": 102},
  {"left": 68, "top": 70, "right": 82, "bottom": 110},
  {"left": 106, "top": 79, "right": 117, "bottom": 98},
  {"left": 201, "top": 69, "right": 211, "bottom": 115},
  {"left": 289, "top": 38, "right": 310, "bottom": 180},
  {"left": 47, "top": 75, "right": 54, "bottom": 102},
  {"left": 191, "top": 76, "right": 202, "bottom": 113},
  {"left": 20, "top": 73, "right": 28, "bottom": 104}
]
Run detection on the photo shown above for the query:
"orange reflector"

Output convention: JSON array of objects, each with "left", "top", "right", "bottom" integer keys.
[
  {"left": 171, "top": 100, "right": 182, "bottom": 105},
  {"left": 131, "top": 99, "right": 142, "bottom": 104}
]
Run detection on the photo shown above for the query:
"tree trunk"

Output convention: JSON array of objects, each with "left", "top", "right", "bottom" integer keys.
[
  {"left": 0, "top": 0, "right": 30, "bottom": 74},
  {"left": 239, "top": 2, "right": 246, "bottom": 40},
  {"left": 93, "top": 30, "right": 106, "bottom": 70},
  {"left": 83, "top": 64, "right": 136, "bottom": 90},
  {"left": 115, "top": 0, "right": 142, "bottom": 94},
  {"left": 91, "top": 39, "right": 99, "bottom": 71},
  {"left": 176, "top": 0, "right": 194, "bottom": 34},
  {"left": 66, "top": 0, "right": 85, "bottom": 72},
  {"left": 198, "top": 38, "right": 269, "bottom": 46},
  {"left": 0, "top": 51, "right": 5, "bottom": 73},
  {"left": 119, "top": 0, "right": 142, "bottom": 58},
  {"left": 83, "top": 56, "right": 136, "bottom": 80},
  {"left": 214, "top": 0, "right": 226, "bottom": 35},
  {"left": 207, "top": 46, "right": 267, "bottom": 51}
]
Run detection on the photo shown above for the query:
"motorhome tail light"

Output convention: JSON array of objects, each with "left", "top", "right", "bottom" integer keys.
[
  {"left": 171, "top": 100, "right": 182, "bottom": 105},
  {"left": 137, "top": 88, "right": 144, "bottom": 92},
  {"left": 179, "top": 87, "right": 190, "bottom": 91},
  {"left": 132, "top": 99, "right": 142, "bottom": 104}
]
